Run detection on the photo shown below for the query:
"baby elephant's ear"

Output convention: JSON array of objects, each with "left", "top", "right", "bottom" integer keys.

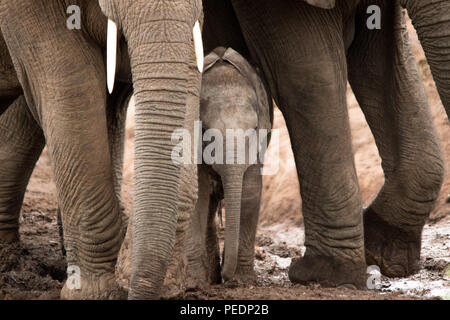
[
  {"left": 203, "top": 51, "right": 221, "bottom": 73},
  {"left": 223, "top": 48, "right": 272, "bottom": 131},
  {"left": 222, "top": 48, "right": 255, "bottom": 80}
]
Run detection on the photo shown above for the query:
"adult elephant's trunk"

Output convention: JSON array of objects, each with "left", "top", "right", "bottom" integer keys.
[
  {"left": 217, "top": 166, "right": 245, "bottom": 282},
  {"left": 99, "top": 0, "right": 202, "bottom": 299},
  {"left": 129, "top": 33, "right": 190, "bottom": 300},
  {"left": 402, "top": 0, "right": 450, "bottom": 118}
]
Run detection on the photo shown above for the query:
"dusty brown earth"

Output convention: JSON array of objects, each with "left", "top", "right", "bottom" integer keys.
[{"left": 0, "top": 19, "right": 449, "bottom": 300}]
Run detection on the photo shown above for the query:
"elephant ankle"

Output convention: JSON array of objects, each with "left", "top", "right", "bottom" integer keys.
[
  {"left": 288, "top": 249, "right": 367, "bottom": 290},
  {"left": 185, "top": 274, "right": 211, "bottom": 291},
  {"left": 364, "top": 207, "right": 422, "bottom": 277},
  {"left": 186, "top": 259, "right": 220, "bottom": 289},
  {"left": 0, "top": 228, "right": 19, "bottom": 243},
  {"left": 234, "top": 264, "right": 257, "bottom": 285},
  {"left": 364, "top": 206, "right": 425, "bottom": 235},
  {"left": 61, "top": 272, "right": 126, "bottom": 300}
]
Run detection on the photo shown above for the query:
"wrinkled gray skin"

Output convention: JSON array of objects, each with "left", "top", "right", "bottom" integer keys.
[
  {"left": 0, "top": 0, "right": 202, "bottom": 299},
  {"left": 186, "top": 47, "right": 272, "bottom": 285},
  {"left": 305, "top": 0, "right": 450, "bottom": 118},
  {"left": 202, "top": 0, "right": 446, "bottom": 288},
  {"left": 0, "top": 0, "right": 448, "bottom": 296}
]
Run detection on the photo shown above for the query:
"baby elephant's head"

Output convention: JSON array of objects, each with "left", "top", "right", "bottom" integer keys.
[
  {"left": 199, "top": 47, "right": 271, "bottom": 282},
  {"left": 201, "top": 48, "right": 258, "bottom": 136},
  {"left": 200, "top": 47, "right": 271, "bottom": 172}
]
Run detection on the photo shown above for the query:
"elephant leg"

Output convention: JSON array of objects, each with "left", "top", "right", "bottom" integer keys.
[
  {"left": 57, "top": 82, "right": 132, "bottom": 256},
  {"left": 187, "top": 165, "right": 221, "bottom": 288},
  {"left": 106, "top": 82, "right": 132, "bottom": 204},
  {"left": 401, "top": 0, "right": 450, "bottom": 118},
  {"left": 44, "top": 68, "right": 124, "bottom": 299},
  {"left": 44, "top": 66, "right": 125, "bottom": 300},
  {"left": 234, "top": 164, "right": 262, "bottom": 284},
  {"left": 0, "top": 95, "right": 45, "bottom": 243},
  {"left": 186, "top": 166, "right": 211, "bottom": 288},
  {"left": 232, "top": 0, "right": 366, "bottom": 288},
  {"left": 348, "top": 1, "right": 444, "bottom": 277},
  {"left": 2, "top": 10, "right": 125, "bottom": 296},
  {"left": 204, "top": 191, "right": 221, "bottom": 285}
]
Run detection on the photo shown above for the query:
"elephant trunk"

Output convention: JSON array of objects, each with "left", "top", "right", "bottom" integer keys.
[
  {"left": 130, "top": 48, "right": 188, "bottom": 299},
  {"left": 402, "top": 0, "right": 450, "bottom": 118},
  {"left": 219, "top": 167, "right": 245, "bottom": 282},
  {"left": 118, "top": 6, "right": 197, "bottom": 299}
]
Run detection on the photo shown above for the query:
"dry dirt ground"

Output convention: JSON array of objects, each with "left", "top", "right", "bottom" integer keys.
[{"left": 0, "top": 19, "right": 449, "bottom": 300}]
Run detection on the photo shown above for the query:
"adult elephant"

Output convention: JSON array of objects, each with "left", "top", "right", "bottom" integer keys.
[
  {"left": 0, "top": 0, "right": 203, "bottom": 299},
  {"left": 202, "top": 0, "right": 445, "bottom": 287},
  {"left": 0, "top": 0, "right": 446, "bottom": 294}
]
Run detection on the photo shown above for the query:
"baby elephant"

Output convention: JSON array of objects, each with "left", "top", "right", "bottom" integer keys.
[
  {"left": 187, "top": 47, "right": 273, "bottom": 287},
  {"left": 115, "top": 47, "right": 271, "bottom": 295}
]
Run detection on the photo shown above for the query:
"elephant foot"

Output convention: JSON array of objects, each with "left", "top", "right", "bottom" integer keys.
[
  {"left": 288, "top": 252, "right": 367, "bottom": 290},
  {"left": 186, "top": 264, "right": 221, "bottom": 291},
  {"left": 0, "top": 229, "right": 19, "bottom": 243},
  {"left": 233, "top": 265, "right": 257, "bottom": 285},
  {"left": 186, "top": 275, "right": 211, "bottom": 291},
  {"left": 364, "top": 207, "right": 422, "bottom": 278},
  {"left": 161, "top": 282, "right": 187, "bottom": 299},
  {"left": 61, "top": 272, "right": 127, "bottom": 300}
]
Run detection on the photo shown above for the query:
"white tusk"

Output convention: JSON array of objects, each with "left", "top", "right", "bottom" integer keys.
[
  {"left": 107, "top": 19, "right": 118, "bottom": 94},
  {"left": 193, "top": 20, "right": 204, "bottom": 73}
]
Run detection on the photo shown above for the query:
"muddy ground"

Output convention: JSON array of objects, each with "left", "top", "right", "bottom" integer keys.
[{"left": 0, "top": 19, "right": 449, "bottom": 300}]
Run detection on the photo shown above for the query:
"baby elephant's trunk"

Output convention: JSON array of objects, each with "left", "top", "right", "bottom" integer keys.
[{"left": 220, "top": 167, "right": 246, "bottom": 282}]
